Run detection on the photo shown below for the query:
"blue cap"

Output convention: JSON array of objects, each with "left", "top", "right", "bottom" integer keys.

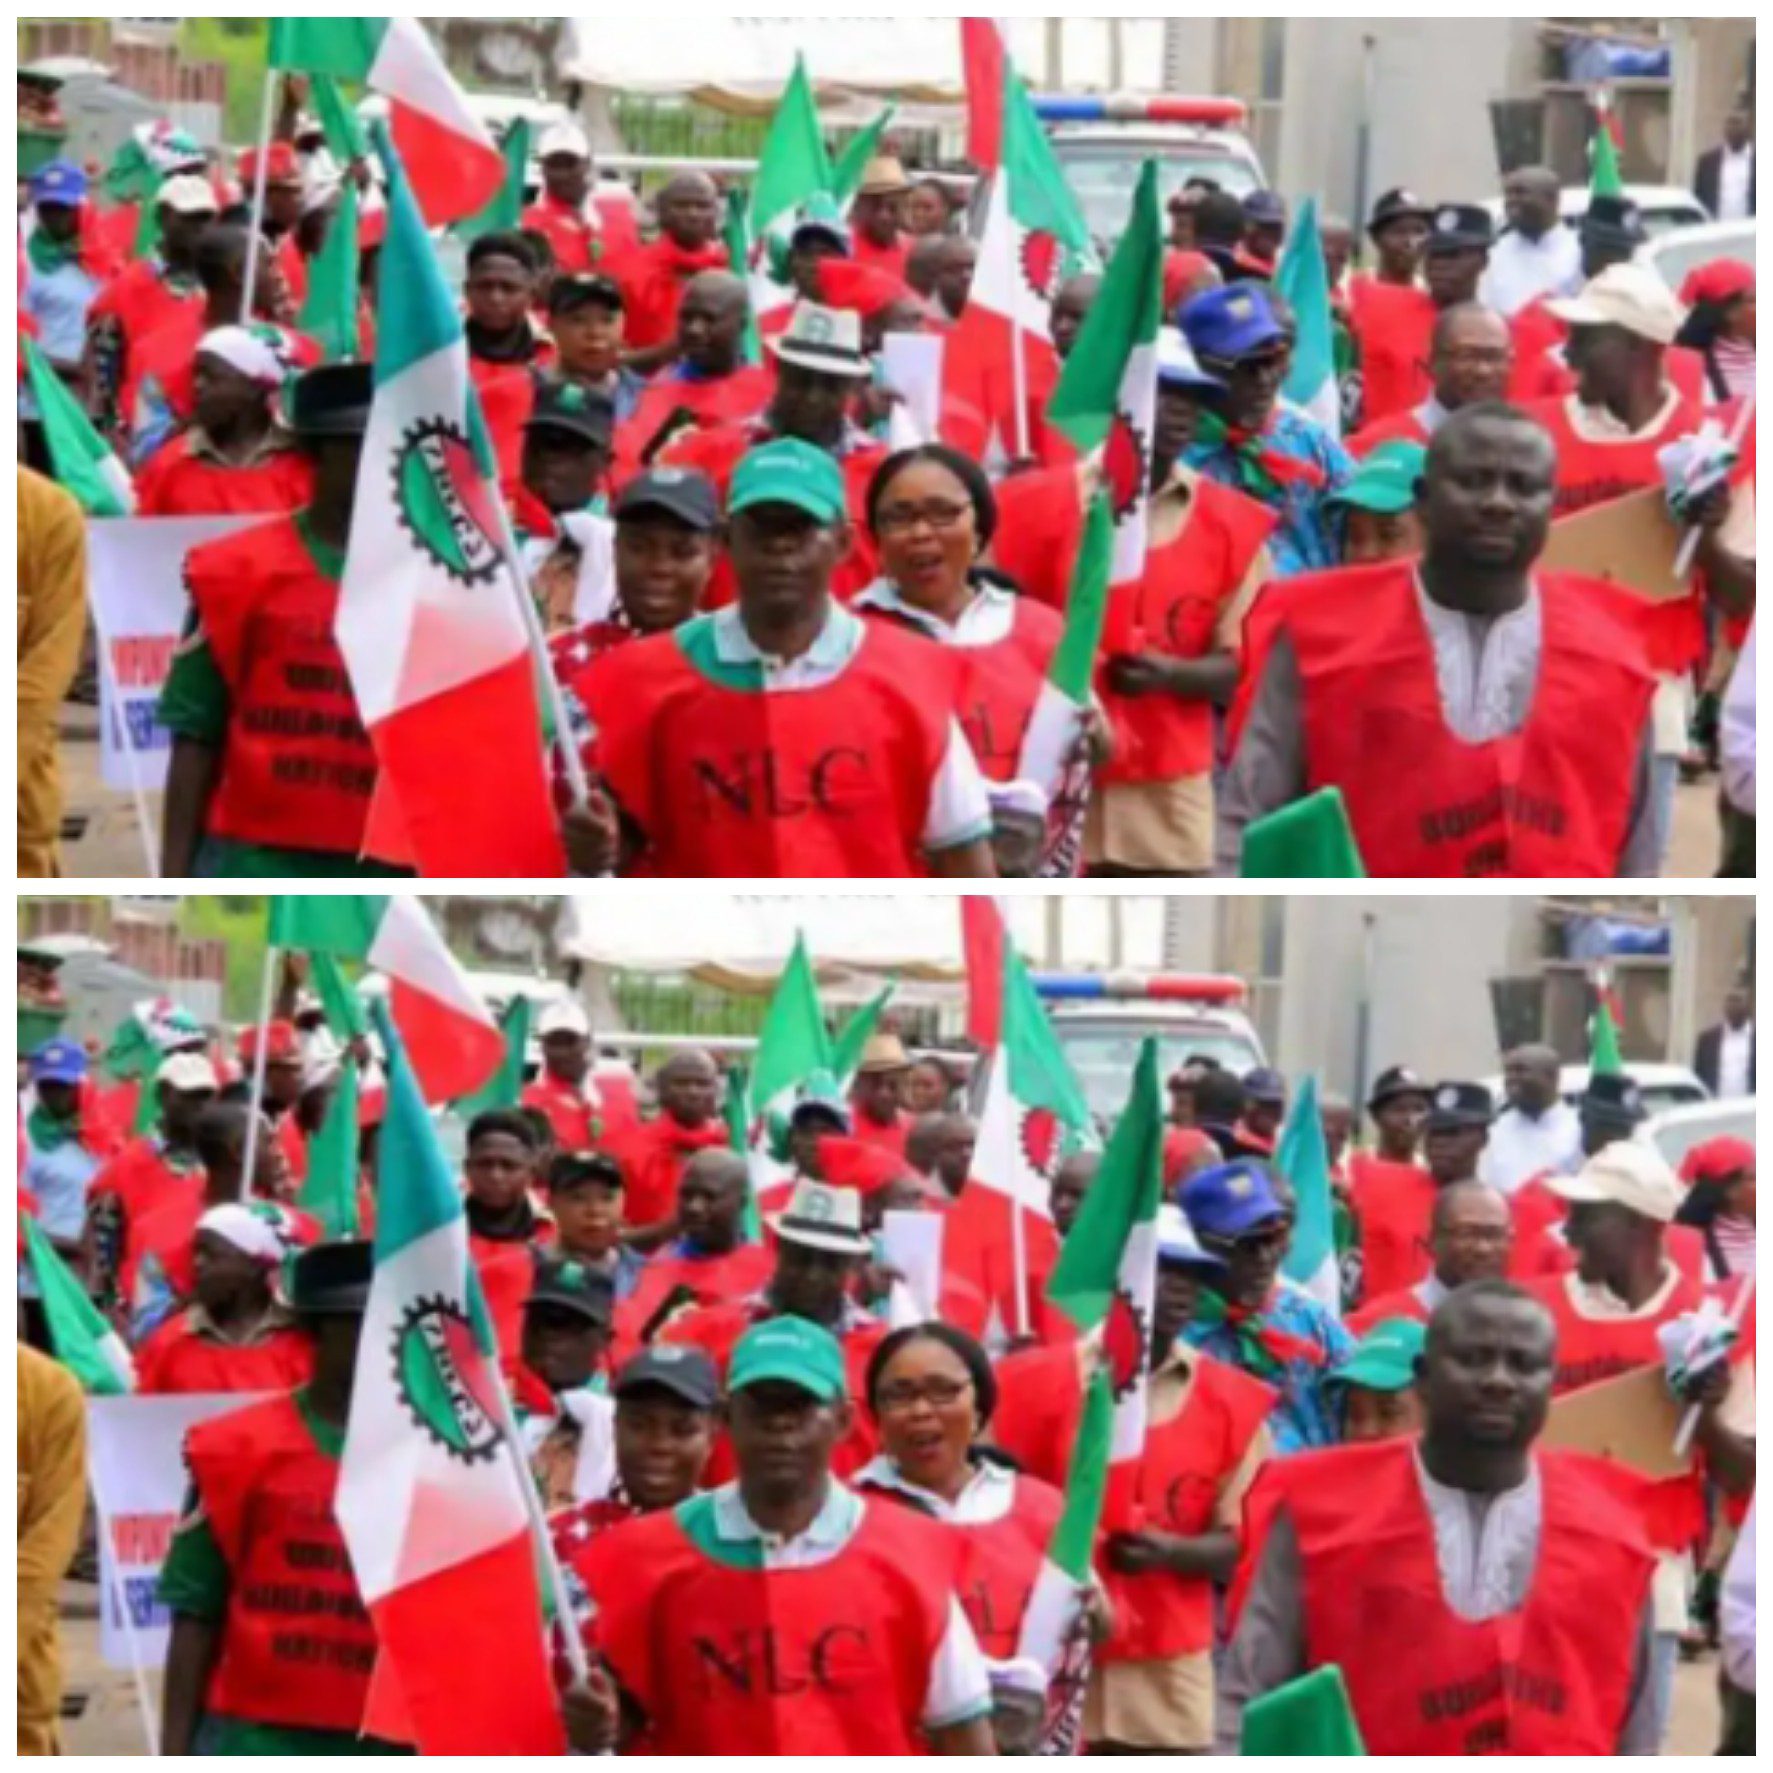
[
  {"left": 31, "top": 1038, "right": 89, "bottom": 1085},
  {"left": 1242, "top": 1066, "right": 1287, "bottom": 1105},
  {"left": 1179, "top": 283, "right": 1287, "bottom": 363},
  {"left": 1155, "top": 326, "right": 1227, "bottom": 391},
  {"left": 1242, "top": 189, "right": 1287, "bottom": 226},
  {"left": 31, "top": 160, "right": 88, "bottom": 205},
  {"left": 1180, "top": 1159, "right": 1288, "bottom": 1240}
]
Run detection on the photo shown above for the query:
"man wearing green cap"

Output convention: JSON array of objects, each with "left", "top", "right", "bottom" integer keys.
[
  {"left": 1327, "top": 440, "right": 1426, "bottom": 566},
  {"left": 567, "top": 1315, "right": 996, "bottom": 1754},
  {"left": 567, "top": 436, "right": 997, "bottom": 878},
  {"left": 1328, "top": 1317, "right": 1425, "bottom": 1443}
]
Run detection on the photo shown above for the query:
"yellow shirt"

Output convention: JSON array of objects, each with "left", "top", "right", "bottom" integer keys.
[
  {"left": 17, "top": 468, "right": 89, "bottom": 878},
  {"left": 18, "top": 1346, "right": 87, "bottom": 1754}
]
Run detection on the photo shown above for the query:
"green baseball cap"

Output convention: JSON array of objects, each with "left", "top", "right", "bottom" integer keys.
[
  {"left": 1329, "top": 439, "right": 1427, "bottom": 516},
  {"left": 728, "top": 1315, "right": 847, "bottom": 1402},
  {"left": 728, "top": 438, "right": 848, "bottom": 525},
  {"left": 1331, "top": 1317, "right": 1426, "bottom": 1392}
]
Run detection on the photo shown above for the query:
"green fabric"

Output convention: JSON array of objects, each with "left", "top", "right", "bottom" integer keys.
[
  {"left": 676, "top": 1492, "right": 768, "bottom": 1571},
  {"left": 198, "top": 839, "right": 408, "bottom": 880},
  {"left": 1241, "top": 1666, "right": 1365, "bottom": 1754},
  {"left": 22, "top": 334, "right": 133, "bottom": 515},
  {"left": 268, "top": 19, "right": 389, "bottom": 79},
  {"left": 722, "top": 188, "right": 763, "bottom": 368},
  {"left": 195, "top": 1717, "right": 408, "bottom": 1755},
  {"left": 302, "top": 1058, "right": 362, "bottom": 1238},
  {"left": 1328, "top": 440, "right": 1426, "bottom": 515},
  {"left": 747, "top": 54, "right": 834, "bottom": 236},
  {"left": 299, "top": 179, "right": 362, "bottom": 362},
  {"left": 293, "top": 509, "right": 348, "bottom": 581},
  {"left": 310, "top": 74, "right": 369, "bottom": 163},
  {"left": 158, "top": 1495, "right": 230, "bottom": 1620},
  {"left": 268, "top": 896, "right": 389, "bottom": 958},
  {"left": 1332, "top": 1316, "right": 1425, "bottom": 1391},
  {"left": 25, "top": 1102, "right": 80, "bottom": 1153},
  {"left": 309, "top": 952, "right": 369, "bottom": 1042},
  {"left": 456, "top": 118, "right": 531, "bottom": 242},
  {"left": 25, "top": 227, "right": 80, "bottom": 274},
  {"left": 454, "top": 995, "right": 531, "bottom": 1116},
  {"left": 830, "top": 986, "right": 894, "bottom": 1087},
  {"left": 830, "top": 108, "right": 897, "bottom": 205},
  {"left": 158, "top": 622, "right": 231, "bottom": 745},
  {"left": 729, "top": 437, "right": 848, "bottom": 522},
  {"left": 1240, "top": 788, "right": 1366, "bottom": 879}
]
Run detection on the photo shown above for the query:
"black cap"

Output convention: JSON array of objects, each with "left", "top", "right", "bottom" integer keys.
[
  {"left": 527, "top": 1257, "right": 616, "bottom": 1326},
  {"left": 288, "top": 362, "right": 375, "bottom": 438},
  {"left": 1368, "top": 1064, "right": 1430, "bottom": 1112},
  {"left": 1579, "top": 1071, "right": 1648, "bottom": 1126},
  {"left": 1368, "top": 187, "right": 1433, "bottom": 236},
  {"left": 548, "top": 271, "right": 624, "bottom": 316},
  {"left": 1580, "top": 194, "right": 1648, "bottom": 251},
  {"left": 1425, "top": 1081, "right": 1495, "bottom": 1131},
  {"left": 525, "top": 379, "right": 615, "bottom": 449},
  {"left": 613, "top": 466, "right": 721, "bottom": 532},
  {"left": 1425, "top": 204, "right": 1495, "bottom": 253},
  {"left": 614, "top": 1344, "right": 721, "bottom": 1409},
  {"left": 289, "top": 1240, "right": 375, "bottom": 1314}
]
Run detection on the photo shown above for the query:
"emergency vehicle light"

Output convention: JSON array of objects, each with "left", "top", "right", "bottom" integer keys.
[
  {"left": 1032, "top": 94, "right": 1248, "bottom": 129},
  {"left": 1032, "top": 972, "right": 1249, "bottom": 1004}
]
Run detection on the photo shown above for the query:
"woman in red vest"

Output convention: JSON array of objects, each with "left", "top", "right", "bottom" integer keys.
[
  {"left": 158, "top": 1242, "right": 396, "bottom": 1754},
  {"left": 1222, "top": 1279, "right": 1662, "bottom": 1753}
]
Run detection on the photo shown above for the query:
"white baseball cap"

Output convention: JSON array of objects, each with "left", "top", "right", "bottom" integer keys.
[
  {"left": 1546, "top": 263, "right": 1687, "bottom": 347},
  {"left": 158, "top": 173, "right": 219, "bottom": 216},
  {"left": 537, "top": 120, "right": 592, "bottom": 162},
  {"left": 1550, "top": 1140, "right": 1683, "bottom": 1223},
  {"left": 537, "top": 998, "right": 592, "bottom": 1039},
  {"left": 157, "top": 1052, "right": 219, "bottom": 1093}
]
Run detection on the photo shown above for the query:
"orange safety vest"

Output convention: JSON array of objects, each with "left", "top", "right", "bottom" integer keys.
[
  {"left": 185, "top": 515, "right": 376, "bottom": 856},
  {"left": 1272, "top": 1437, "right": 1653, "bottom": 1755},
  {"left": 183, "top": 1393, "right": 377, "bottom": 1732},
  {"left": 585, "top": 618, "right": 961, "bottom": 878},
  {"left": 1238, "top": 560, "right": 1654, "bottom": 877},
  {"left": 582, "top": 1496, "right": 959, "bottom": 1754}
]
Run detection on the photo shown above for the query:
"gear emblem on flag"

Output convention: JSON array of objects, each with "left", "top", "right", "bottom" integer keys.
[
  {"left": 1101, "top": 1287, "right": 1149, "bottom": 1401},
  {"left": 1019, "top": 1104, "right": 1063, "bottom": 1178},
  {"left": 392, "top": 417, "right": 505, "bottom": 587},
  {"left": 1101, "top": 411, "right": 1149, "bottom": 521},
  {"left": 391, "top": 1295, "right": 506, "bottom": 1463},
  {"left": 1019, "top": 229, "right": 1062, "bottom": 304}
]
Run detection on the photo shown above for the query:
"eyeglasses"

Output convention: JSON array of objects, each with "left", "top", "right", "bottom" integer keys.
[
  {"left": 873, "top": 501, "right": 973, "bottom": 537},
  {"left": 876, "top": 1377, "right": 973, "bottom": 1413}
]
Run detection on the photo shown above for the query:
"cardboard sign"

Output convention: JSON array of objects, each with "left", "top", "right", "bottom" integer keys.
[
  {"left": 1540, "top": 488, "right": 1691, "bottom": 604},
  {"left": 1539, "top": 1364, "right": 1694, "bottom": 1481}
]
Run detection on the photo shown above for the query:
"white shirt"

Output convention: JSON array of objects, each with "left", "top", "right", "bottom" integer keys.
[
  {"left": 1717, "top": 143, "right": 1754, "bottom": 222},
  {"left": 1722, "top": 1499, "right": 1755, "bottom": 1692},
  {"left": 853, "top": 1454, "right": 1021, "bottom": 1524},
  {"left": 1478, "top": 1101, "right": 1582, "bottom": 1195},
  {"left": 1722, "top": 624, "right": 1755, "bottom": 815},
  {"left": 852, "top": 577, "right": 1020, "bottom": 647},
  {"left": 1718, "top": 1021, "right": 1754, "bottom": 1100},
  {"left": 1414, "top": 1448, "right": 1543, "bottom": 1621},
  {"left": 1418, "top": 581, "right": 1543, "bottom": 744},
  {"left": 1478, "top": 222, "right": 1583, "bottom": 318},
  {"left": 707, "top": 1479, "right": 993, "bottom": 1730}
]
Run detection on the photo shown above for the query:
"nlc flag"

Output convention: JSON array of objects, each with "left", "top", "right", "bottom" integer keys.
[{"left": 336, "top": 129, "right": 566, "bottom": 876}]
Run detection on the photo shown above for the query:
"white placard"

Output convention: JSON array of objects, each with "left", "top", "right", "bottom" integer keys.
[
  {"left": 881, "top": 1209, "right": 946, "bottom": 1320},
  {"left": 879, "top": 332, "right": 947, "bottom": 445}
]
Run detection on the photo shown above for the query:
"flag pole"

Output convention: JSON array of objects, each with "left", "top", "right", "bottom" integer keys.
[
  {"left": 1001, "top": 1051, "right": 1032, "bottom": 1338},
  {"left": 1672, "top": 392, "right": 1755, "bottom": 579},
  {"left": 90, "top": 1477, "right": 163, "bottom": 1755},
  {"left": 238, "top": 944, "right": 279, "bottom": 1196},
  {"left": 240, "top": 68, "right": 279, "bottom": 319}
]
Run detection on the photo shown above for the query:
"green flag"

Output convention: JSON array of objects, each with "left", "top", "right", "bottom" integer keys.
[
  {"left": 268, "top": 19, "right": 391, "bottom": 79},
  {"left": 1276, "top": 1074, "right": 1339, "bottom": 1312},
  {"left": 1240, "top": 788, "right": 1367, "bottom": 878},
  {"left": 1590, "top": 980, "right": 1625, "bottom": 1076},
  {"left": 22, "top": 336, "right": 135, "bottom": 516},
  {"left": 1241, "top": 1666, "right": 1366, "bottom": 1755},
  {"left": 269, "top": 895, "right": 391, "bottom": 954},
  {"left": 1590, "top": 93, "right": 1626, "bottom": 201},
  {"left": 832, "top": 986, "right": 895, "bottom": 1087},
  {"left": 457, "top": 117, "right": 531, "bottom": 242},
  {"left": 722, "top": 187, "right": 764, "bottom": 367},
  {"left": 748, "top": 54, "right": 834, "bottom": 237},
  {"left": 302, "top": 1057, "right": 362, "bottom": 1237},
  {"left": 831, "top": 107, "right": 897, "bottom": 205},
  {"left": 309, "top": 951, "right": 369, "bottom": 1042},
  {"left": 300, "top": 181, "right": 363, "bottom": 361},
  {"left": 310, "top": 72, "right": 370, "bottom": 162},
  {"left": 23, "top": 1217, "right": 134, "bottom": 1394},
  {"left": 750, "top": 933, "right": 834, "bottom": 1114},
  {"left": 726, "top": 1063, "right": 763, "bottom": 1242},
  {"left": 1273, "top": 194, "right": 1340, "bottom": 432},
  {"left": 455, "top": 995, "right": 532, "bottom": 1116}
]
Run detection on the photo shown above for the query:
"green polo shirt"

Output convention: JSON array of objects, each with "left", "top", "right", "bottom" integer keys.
[{"left": 157, "top": 510, "right": 409, "bottom": 880}]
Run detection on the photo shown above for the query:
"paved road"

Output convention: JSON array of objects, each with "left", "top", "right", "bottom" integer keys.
[
  {"left": 55, "top": 1578, "right": 1726, "bottom": 1754},
  {"left": 50, "top": 705, "right": 1730, "bottom": 880}
]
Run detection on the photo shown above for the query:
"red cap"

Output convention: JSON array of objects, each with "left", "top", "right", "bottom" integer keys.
[
  {"left": 1679, "top": 1136, "right": 1755, "bottom": 1186},
  {"left": 814, "top": 1134, "right": 911, "bottom": 1198},
  {"left": 238, "top": 1019, "right": 301, "bottom": 1064},
  {"left": 239, "top": 142, "right": 302, "bottom": 187},
  {"left": 815, "top": 258, "right": 916, "bottom": 320},
  {"left": 1680, "top": 259, "right": 1755, "bottom": 309}
]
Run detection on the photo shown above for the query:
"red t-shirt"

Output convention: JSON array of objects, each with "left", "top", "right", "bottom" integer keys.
[
  {"left": 520, "top": 194, "right": 641, "bottom": 279},
  {"left": 90, "top": 260, "right": 204, "bottom": 423},
  {"left": 608, "top": 1115, "right": 731, "bottom": 1230},
  {"left": 521, "top": 1069, "right": 643, "bottom": 1154},
  {"left": 135, "top": 1310, "right": 316, "bottom": 1394},
  {"left": 135, "top": 434, "right": 317, "bottom": 517},
  {"left": 1347, "top": 278, "right": 1436, "bottom": 425},
  {"left": 612, "top": 363, "right": 773, "bottom": 484},
  {"left": 617, "top": 238, "right": 733, "bottom": 352}
]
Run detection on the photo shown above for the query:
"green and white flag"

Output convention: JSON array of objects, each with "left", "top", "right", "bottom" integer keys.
[
  {"left": 301, "top": 1056, "right": 362, "bottom": 1239},
  {"left": 1589, "top": 90, "right": 1626, "bottom": 201},
  {"left": 831, "top": 984, "right": 896, "bottom": 1087},
  {"left": 23, "top": 1216, "right": 134, "bottom": 1394},
  {"left": 1277, "top": 1073, "right": 1339, "bottom": 1312},
  {"left": 746, "top": 55, "right": 836, "bottom": 321},
  {"left": 299, "top": 178, "right": 362, "bottom": 362},
  {"left": 745, "top": 932, "right": 840, "bottom": 1208},
  {"left": 1275, "top": 195, "right": 1340, "bottom": 434},
  {"left": 832, "top": 106, "right": 897, "bottom": 206},
  {"left": 22, "top": 336, "right": 135, "bottom": 516}
]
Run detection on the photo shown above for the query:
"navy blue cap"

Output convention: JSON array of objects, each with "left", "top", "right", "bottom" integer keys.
[
  {"left": 614, "top": 466, "right": 720, "bottom": 531},
  {"left": 526, "top": 378, "right": 615, "bottom": 448},
  {"left": 615, "top": 1344, "right": 721, "bottom": 1409},
  {"left": 1579, "top": 1071, "right": 1648, "bottom": 1125},
  {"left": 30, "top": 1038, "right": 88, "bottom": 1085},
  {"left": 1242, "top": 1066, "right": 1287, "bottom": 1106},
  {"left": 1425, "top": 204, "right": 1495, "bottom": 253},
  {"left": 1179, "top": 282, "right": 1287, "bottom": 363},
  {"left": 1242, "top": 189, "right": 1287, "bottom": 226},
  {"left": 31, "top": 160, "right": 88, "bottom": 205},
  {"left": 1180, "top": 1159, "right": 1288, "bottom": 1240},
  {"left": 1425, "top": 1081, "right": 1494, "bottom": 1130}
]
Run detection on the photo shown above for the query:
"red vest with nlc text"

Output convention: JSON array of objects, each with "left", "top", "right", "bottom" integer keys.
[
  {"left": 1281, "top": 1438, "right": 1653, "bottom": 1755},
  {"left": 185, "top": 516, "right": 375, "bottom": 856},
  {"left": 586, "top": 620, "right": 961, "bottom": 877},
  {"left": 582, "top": 1497, "right": 958, "bottom": 1754},
  {"left": 1244, "top": 561, "right": 1653, "bottom": 877},
  {"left": 859, "top": 596, "right": 1060, "bottom": 784},
  {"left": 183, "top": 1394, "right": 376, "bottom": 1732}
]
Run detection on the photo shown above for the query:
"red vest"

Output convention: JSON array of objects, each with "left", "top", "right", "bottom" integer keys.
[
  {"left": 1275, "top": 1438, "right": 1653, "bottom": 1755},
  {"left": 136, "top": 1311, "right": 315, "bottom": 1395},
  {"left": 1346, "top": 406, "right": 1431, "bottom": 459},
  {"left": 468, "top": 354, "right": 543, "bottom": 488},
  {"left": 519, "top": 195, "right": 642, "bottom": 278},
  {"left": 1242, "top": 560, "right": 1654, "bottom": 876},
  {"left": 184, "top": 1394, "right": 377, "bottom": 1732},
  {"left": 126, "top": 1179, "right": 207, "bottom": 1310},
  {"left": 91, "top": 260, "right": 203, "bottom": 421},
  {"left": 1345, "top": 1283, "right": 1432, "bottom": 1338},
  {"left": 135, "top": 433, "right": 316, "bottom": 518},
  {"left": 859, "top": 595, "right": 1060, "bottom": 785},
  {"left": 612, "top": 1241, "right": 774, "bottom": 1365},
  {"left": 585, "top": 619, "right": 960, "bottom": 877},
  {"left": 617, "top": 238, "right": 735, "bottom": 351},
  {"left": 994, "top": 1342, "right": 1273, "bottom": 1660},
  {"left": 609, "top": 1115, "right": 733, "bottom": 1229},
  {"left": 583, "top": 1497, "right": 957, "bottom": 1754},
  {"left": 1348, "top": 1157, "right": 1438, "bottom": 1303},
  {"left": 185, "top": 515, "right": 376, "bottom": 856},
  {"left": 1348, "top": 280, "right": 1436, "bottom": 423},
  {"left": 613, "top": 365, "right": 773, "bottom": 483},
  {"left": 521, "top": 1068, "right": 643, "bottom": 1154}
]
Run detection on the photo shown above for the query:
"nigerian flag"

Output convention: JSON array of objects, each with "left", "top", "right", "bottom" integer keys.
[
  {"left": 1590, "top": 90, "right": 1626, "bottom": 201},
  {"left": 1277, "top": 1073, "right": 1340, "bottom": 1313},
  {"left": 743, "top": 933, "right": 840, "bottom": 1213},
  {"left": 23, "top": 1217, "right": 134, "bottom": 1394},
  {"left": 746, "top": 54, "right": 835, "bottom": 322},
  {"left": 299, "top": 178, "right": 362, "bottom": 362},
  {"left": 23, "top": 336, "right": 134, "bottom": 515},
  {"left": 1275, "top": 195, "right": 1340, "bottom": 433},
  {"left": 301, "top": 1056, "right": 362, "bottom": 1239},
  {"left": 1590, "top": 969, "right": 1626, "bottom": 1075}
]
